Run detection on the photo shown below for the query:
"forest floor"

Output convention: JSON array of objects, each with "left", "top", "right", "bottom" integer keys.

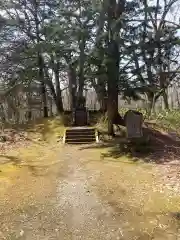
[{"left": 0, "top": 117, "right": 180, "bottom": 239}]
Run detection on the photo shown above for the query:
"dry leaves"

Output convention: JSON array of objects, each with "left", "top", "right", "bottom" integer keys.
[{"left": 0, "top": 129, "right": 30, "bottom": 154}]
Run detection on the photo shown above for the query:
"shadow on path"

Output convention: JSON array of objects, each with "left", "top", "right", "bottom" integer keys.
[{"left": 80, "top": 127, "right": 180, "bottom": 165}]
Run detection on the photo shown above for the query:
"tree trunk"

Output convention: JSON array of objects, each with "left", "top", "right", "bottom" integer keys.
[
  {"left": 34, "top": 0, "right": 48, "bottom": 118},
  {"left": 97, "top": 91, "right": 107, "bottom": 113},
  {"left": 38, "top": 54, "right": 48, "bottom": 118},
  {"left": 78, "top": 34, "right": 86, "bottom": 100},
  {"left": 27, "top": 111, "right": 32, "bottom": 120},
  {"left": 68, "top": 63, "right": 77, "bottom": 110},
  {"left": 0, "top": 104, "right": 6, "bottom": 123},
  {"left": 96, "top": 65, "right": 107, "bottom": 112},
  {"left": 162, "top": 89, "right": 169, "bottom": 110},
  {"left": 54, "top": 62, "right": 64, "bottom": 113},
  {"left": 93, "top": 78, "right": 107, "bottom": 113},
  {"left": 41, "top": 81, "right": 48, "bottom": 118},
  {"left": 39, "top": 60, "right": 48, "bottom": 118},
  {"left": 159, "top": 71, "right": 169, "bottom": 110},
  {"left": 27, "top": 91, "right": 32, "bottom": 120},
  {"left": 55, "top": 92, "right": 63, "bottom": 114},
  {"left": 176, "top": 89, "right": 180, "bottom": 107},
  {"left": 44, "top": 66, "right": 62, "bottom": 115},
  {"left": 99, "top": 95, "right": 107, "bottom": 113},
  {"left": 147, "top": 92, "right": 155, "bottom": 117},
  {"left": 106, "top": 0, "right": 124, "bottom": 136},
  {"left": 49, "top": 97, "right": 53, "bottom": 117},
  {"left": 107, "top": 40, "right": 119, "bottom": 136},
  {"left": 47, "top": 81, "right": 60, "bottom": 115}
]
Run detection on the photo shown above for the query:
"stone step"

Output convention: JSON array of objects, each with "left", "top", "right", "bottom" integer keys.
[
  {"left": 63, "top": 127, "right": 98, "bottom": 144},
  {"left": 65, "top": 137, "right": 96, "bottom": 144},
  {"left": 65, "top": 134, "right": 95, "bottom": 140},
  {"left": 65, "top": 141, "right": 92, "bottom": 145},
  {"left": 66, "top": 128, "right": 95, "bottom": 134}
]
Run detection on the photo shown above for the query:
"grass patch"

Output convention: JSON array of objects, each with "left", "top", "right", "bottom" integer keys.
[
  {"left": 80, "top": 146, "right": 180, "bottom": 239},
  {"left": 25, "top": 116, "right": 66, "bottom": 142},
  {"left": 95, "top": 161, "right": 180, "bottom": 239},
  {"left": 149, "top": 110, "right": 180, "bottom": 132},
  {"left": 0, "top": 116, "right": 66, "bottom": 143},
  {"left": 0, "top": 117, "right": 65, "bottom": 179},
  {"left": 95, "top": 108, "right": 180, "bottom": 132}
]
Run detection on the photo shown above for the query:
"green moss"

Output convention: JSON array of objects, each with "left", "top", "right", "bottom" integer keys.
[
  {"left": 86, "top": 148, "right": 180, "bottom": 239},
  {"left": 26, "top": 117, "right": 65, "bottom": 141}
]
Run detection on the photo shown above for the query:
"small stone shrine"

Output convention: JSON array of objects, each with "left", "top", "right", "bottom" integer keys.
[
  {"left": 125, "top": 110, "right": 143, "bottom": 138},
  {"left": 72, "top": 96, "right": 89, "bottom": 126}
]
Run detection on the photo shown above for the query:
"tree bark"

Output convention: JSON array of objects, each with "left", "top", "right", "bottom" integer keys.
[
  {"left": 107, "top": 40, "right": 119, "bottom": 136},
  {"left": 78, "top": 32, "right": 86, "bottom": 99},
  {"left": 68, "top": 63, "right": 77, "bottom": 110},
  {"left": 98, "top": 93, "right": 107, "bottom": 113},
  {"left": 106, "top": 0, "right": 124, "bottom": 136},
  {"left": 96, "top": 66, "right": 107, "bottom": 112},
  {"left": 176, "top": 89, "right": 180, "bottom": 107},
  {"left": 162, "top": 89, "right": 169, "bottom": 110},
  {"left": 44, "top": 66, "right": 63, "bottom": 115},
  {"left": 147, "top": 92, "right": 155, "bottom": 117},
  {"left": 93, "top": 79, "right": 107, "bottom": 113},
  {"left": 40, "top": 81, "right": 48, "bottom": 118},
  {"left": 38, "top": 54, "right": 48, "bottom": 118},
  {"left": 34, "top": 0, "right": 48, "bottom": 118},
  {"left": 54, "top": 62, "right": 64, "bottom": 113}
]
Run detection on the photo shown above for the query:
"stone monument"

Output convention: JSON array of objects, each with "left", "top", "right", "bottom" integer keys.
[
  {"left": 125, "top": 110, "right": 143, "bottom": 138},
  {"left": 72, "top": 96, "right": 89, "bottom": 126}
]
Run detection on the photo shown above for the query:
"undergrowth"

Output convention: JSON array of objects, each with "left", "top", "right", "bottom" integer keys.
[
  {"left": 95, "top": 109, "right": 180, "bottom": 156},
  {"left": 150, "top": 110, "right": 180, "bottom": 132},
  {"left": 25, "top": 116, "right": 66, "bottom": 142},
  {"left": 0, "top": 116, "right": 66, "bottom": 147},
  {"left": 96, "top": 108, "right": 180, "bottom": 133}
]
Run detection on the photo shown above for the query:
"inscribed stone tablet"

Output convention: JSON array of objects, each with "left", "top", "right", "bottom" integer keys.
[{"left": 125, "top": 110, "right": 143, "bottom": 138}]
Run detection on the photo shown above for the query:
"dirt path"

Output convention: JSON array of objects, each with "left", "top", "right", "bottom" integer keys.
[
  {"left": 56, "top": 147, "right": 124, "bottom": 239},
  {"left": 0, "top": 144, "right": 180, "bottom": 239}
]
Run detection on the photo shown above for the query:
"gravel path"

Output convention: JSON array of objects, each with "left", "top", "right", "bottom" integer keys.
[
  {"left": 0, "top": 145, "right": 179, "bottom": 240},
  {"left": 0, "top": 146, "right": 123, "bottom": 240},
  {"left": 56, "top": 149, "right": 124, "bottom": 240}
]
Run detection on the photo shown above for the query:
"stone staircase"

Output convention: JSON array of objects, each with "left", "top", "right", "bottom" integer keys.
[{"left": 63, "top": 127, "right": 98, "bottom": 144}]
